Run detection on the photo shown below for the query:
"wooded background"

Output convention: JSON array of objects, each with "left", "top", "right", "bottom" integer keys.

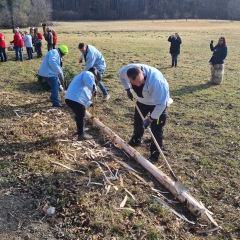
[{"left": 0, "top": 0, "right": 240, "bottom": 28}]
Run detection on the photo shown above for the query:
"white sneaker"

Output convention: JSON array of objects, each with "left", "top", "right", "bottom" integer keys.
[{"left": 102, "top": 95, "right": 110, "bottom": 101}]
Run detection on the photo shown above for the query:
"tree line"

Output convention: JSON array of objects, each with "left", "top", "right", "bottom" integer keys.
[
  {"left": 0, "top": 0, "right": 240, "bottom": 29},
  {"left": 52, "top": 0, "right": 240, "bottom": 21}
]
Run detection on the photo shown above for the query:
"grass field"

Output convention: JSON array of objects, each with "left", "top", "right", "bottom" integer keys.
[{"left": 0, "top": 20, "right": 240, "bottom": 239}]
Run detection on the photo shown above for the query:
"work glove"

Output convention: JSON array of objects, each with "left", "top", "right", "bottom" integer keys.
[
  {"left": 126, "top": 88, "right": 133, "bottom": 100},
  {"left": 143, "top": 118, "right": 151, "bottom": 129}
]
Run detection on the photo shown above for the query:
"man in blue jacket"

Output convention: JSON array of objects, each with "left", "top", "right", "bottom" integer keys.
[
  {"left": 78, "top": 43, "right": 110, "bottom": 101},
  {"left": 38, "top": 45, "right": 68, "bottom": 107},
  {"left": 118, "top": 64, "right": 170, "bottom": 163}
]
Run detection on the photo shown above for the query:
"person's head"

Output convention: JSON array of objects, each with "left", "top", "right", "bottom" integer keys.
[
  {"left": 78, "top": 42, "right": 87, "bottom": 54},
  {"left": 46, "top": 27, "right": 50, "bottom": 31},
  {"left": 58, "top": 45, "right": 68, "bottom": 57},
  {"left": 24, "top": 30, "right": 28, "bottom": 34},
  {"left": 14, "top": 28, "right": 19, "bottom": 33},
  {"left": 218, "top": 37, "right": 226, "bottom": 46},
  {"left": 88, "top": 67, "right": 101, "bottom": 85},
  {"left": 127, "top": 67, "right": 145, "bottom": 87}
]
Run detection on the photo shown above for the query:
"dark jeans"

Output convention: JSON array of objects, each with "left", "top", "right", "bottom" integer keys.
[
  {"left": 171, "top": 53, "right": 178, "bottom": 66},
  {"left": 15, "top": 47, "right": 23, "bottom": 61},
  {"left": 43, "top": 76, "right": 60, "bottom": 106},
  {"left": 26, "top": 47, "right": 33, "bottom": 59},
  {"left": 53, "top": 44, "right": 56, "bottom": 49},
  {"left": 47, "top": 43, "right": 53, "bottom": 51},
  {"left": 35, "top": 42, "right": 42, "bottom": 57},
  {"left": 133, "top": 101, "right": 167, "bottom": 155},
  {"left": 65, "top": 99, "right": 85, "bottom": 135},
  {"left": 0, "top": 48, "right": 7, "bottom": 61}
]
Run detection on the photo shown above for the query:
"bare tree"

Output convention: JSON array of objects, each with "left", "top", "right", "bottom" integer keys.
[
  {"left": 184, "top": 12, "right": 191, "bottom": 21},
  {"left": 28, "top": 0, "right": 52, "bottom": 27},
  {"left": 228, "top": 0, "right": 240, "bottom": 21},
  {"left": 173, "top": 10, "right": 180, "bottom": 21},
  {"left": 163, "top": 12, "right": 169, "bottom": 22}
]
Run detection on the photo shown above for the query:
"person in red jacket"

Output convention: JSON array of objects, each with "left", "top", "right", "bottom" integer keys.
[
  {"left": 0, "top": 31, "right": 7, "bottom": 62},
  {"left": 10, "top": 28, "right": 24, "bottom": 61},
  {"left": 52, "top": 30, "right": 57, "bottom": 49},
  {"left": 34, "top": 29, "right": 43, "bottom": 58}
]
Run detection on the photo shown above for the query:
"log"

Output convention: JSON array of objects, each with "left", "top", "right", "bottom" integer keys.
[{"left": 85, "top": 111, "right": 218, "bottom": 226}]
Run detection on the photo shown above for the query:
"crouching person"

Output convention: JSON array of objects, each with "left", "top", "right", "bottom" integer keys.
[
  {"left": 65, "top": 67, "right": 101, "bottom": 141},
  {"left": 209, "top": 37, "right": 227, "bottom": 85},
  {"left": 38, "top": 45, "right": 68, "bottom": 107}
]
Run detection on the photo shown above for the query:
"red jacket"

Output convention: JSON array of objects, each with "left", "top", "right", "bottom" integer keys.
[
  {"left": 10, "top": 32, "right": 24, "bottom": 47},
  {"left": 0, "top": 33, "right": 6, "bottom": 48},
  {"left": 53, "top": 32, "right": 57, "bottom": 45},
  {"left": 37, "top": 32, "right": 43, "bottom": 41}
]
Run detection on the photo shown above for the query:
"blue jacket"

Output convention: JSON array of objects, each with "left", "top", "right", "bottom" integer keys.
[
  {"left": 38, "top": 49, "right": 62, "bottom": 78},
  {"left": 80, "top": 45, "right": 106, "bottom": 72},
  {"left": 65, "top": 71, "right": 96, "bottom": 107},
  {"left": 209, "top": 44, "right": 227, "bottom": 65},
  {"left": 118, "top": 64, "right": 170, "bottom": 119}
]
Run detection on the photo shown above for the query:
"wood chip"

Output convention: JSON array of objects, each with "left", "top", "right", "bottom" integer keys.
[{"left": 120, "top": 195, "right": 128, "bottom": 208}]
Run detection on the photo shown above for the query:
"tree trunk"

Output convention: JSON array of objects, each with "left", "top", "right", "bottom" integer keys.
[{"left": 85, "top": 110, "right": 219, "bottom": 226}]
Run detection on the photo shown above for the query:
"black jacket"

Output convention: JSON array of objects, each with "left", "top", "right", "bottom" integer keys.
[
  {"left": 168, "top": 36, "right": 182, "bottom": 54},
  {"left": 209, "top": 43, "right": 227, "bottom": 65}
]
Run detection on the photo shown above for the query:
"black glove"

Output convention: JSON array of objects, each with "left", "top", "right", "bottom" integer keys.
[
  {"left": 143, "top": 118, "right": 151, "bottom": 129},
  {"left": 89, "top": 103, "right": 94, "bottom": 107},
  {"left": 93, "top": 91, "right": 97, "bottom": 97},
  {"left": 126, "top": 88, "right": 133, "bottom": 100},
  {"left": 211, "top": 40, "right": 213, "bottom": 44}
]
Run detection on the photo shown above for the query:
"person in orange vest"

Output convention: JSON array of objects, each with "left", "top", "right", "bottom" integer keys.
[
  {"left": 10, "top": 28, "right": 24, "bottom": 61},
  {"left": 0, "top": 30, "right": 7, "bottom": 62}
]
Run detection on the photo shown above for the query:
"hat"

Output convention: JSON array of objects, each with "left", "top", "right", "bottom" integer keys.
[
  {"left": 59, "top": 45, "right": 68, "bottom": 55},
  {"left": 14, "top": 28, "right": 19, "bottom": 32},
  {"left": 24, "top": 30, "right": 29, "bottom": 33}
]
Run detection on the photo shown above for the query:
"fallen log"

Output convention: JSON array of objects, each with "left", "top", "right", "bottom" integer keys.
[{"left": 85, "top": 110, "right": 218, "bottom": 226}]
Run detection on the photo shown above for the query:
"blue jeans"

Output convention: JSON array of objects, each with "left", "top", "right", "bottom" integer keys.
[
  {"left": 43, "top": 76, "right": 60, "bottom": 106},
  {"left": 0, "top": 48, "right": 7, "bottom": 61},
  {"left": 171, "top": 53, "right": 178, "bottom": 66},
  {"left": 26, "top": 47, "right": 33, "bottom": 59},
  {"left": 15, "top": 47, "right": 23, "bottom": 61},
  {"left": 98, "top": 68, "right": 108, "bottom": 95}
]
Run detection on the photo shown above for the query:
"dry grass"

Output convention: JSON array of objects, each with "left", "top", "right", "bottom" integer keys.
[{"left": 0, "top": 20, "right": 240, "bottom": 239}]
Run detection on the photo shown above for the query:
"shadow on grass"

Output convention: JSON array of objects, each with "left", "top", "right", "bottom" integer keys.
[
  {"left": 0, "top": 136, "right": 57, "bottom": 157},
  {"left": 171, "top": 82, "right": 214, "bottom": 97},
  {"left": 15, "top": 80, "right": 49, "bottom": 94}
]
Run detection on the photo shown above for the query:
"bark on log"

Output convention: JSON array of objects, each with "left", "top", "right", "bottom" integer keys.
[{"left": 85, "top": 111, "right": 218, "bottom": 226}]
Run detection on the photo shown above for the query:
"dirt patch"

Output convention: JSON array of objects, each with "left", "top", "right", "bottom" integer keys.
[{"left": 0, "top": 192, "right": 55, "bottom": 240}]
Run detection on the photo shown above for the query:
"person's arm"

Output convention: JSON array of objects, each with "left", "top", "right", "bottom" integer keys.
[
  {"left": 168, "top": 36, "right": 172, "bottom": 42},
  {"left": 84, "top": 51, "right": 96, "bottom": 71},
  {"left": 210, "top": 41, "right": 216, "bottom": 51},
  {"left": 82, "top": 73, "right": 96, "bottom": 106},
  {"left": 149, "top": 79, "right": 169, "bottom": 119},
  {"left": 118, "top": 68, "right": 131, "bottom": 90},
  {"left": 221, "top": 46, "right": 228, "bottom": 60},
  {"left": 48, "top": 51, "right": 62, "bottom": 75}
]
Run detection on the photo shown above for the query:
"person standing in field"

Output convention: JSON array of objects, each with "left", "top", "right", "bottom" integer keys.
[
  {"left": 65, "top": 67, "right": 101, "bottom": 141},
  {"left": 0, "top": 30, "right": 7, "bottom": 62},
  {"left": 78, "top": 42, "right": 110, "bottom": 101},
  {"left": 45, "top": 27, "right": 53, "bottom": 51},
  {"left": 10, "top": 28, "right": 24, "bottom": 61},
  {"left": 118, "top": 64, "right": 170, "bottom": 163},
  {"left": 38, "top": 45, "right": 68, "bottom": 107},
  {"left": 34, "top": 29, "right": 43, "bottom": 58},
  {"left": 23, "top": 30, "right": 33, "bottom": 60},
  {"left": 52, "top": 30, "right": 57, "bottom": 49},
  {"left": 208, "top": 37, "right": 228, "bottom": 85},
  {"left": 168, "top": 33, "right": 182, "bottom": 67}
]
